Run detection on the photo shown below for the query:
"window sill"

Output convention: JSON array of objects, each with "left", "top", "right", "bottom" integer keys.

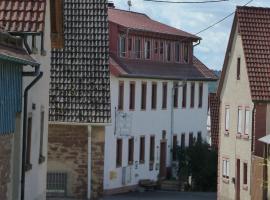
[
  {"left": 236, "top": 133, "right": 242, "bottom": 139},
  {"left": 116, "top": 165, "right": 122, "bottom": 168},
  {"left": 139, "top": 161, "right": 145, "bottom": 164},
  {"left": 222, "top": 177, "right": 230, "bottom": 184},
  {"left": 242, "top": 134, "right": 249, "bottom": 140},
  {"left": 224, "top": 132, "right": 229, "bottom": 137},
  {"left": 39, "top": 155, "right": 46, "bottom": 164},
  {"left": 243, "top": 185, "right": 248, "bottom": 191},
  {"left": 128, "top": 161, "right": 134, "bottom": 166},
  {"left": 25, "top": 163, "right": 32, "bottom": 172}
]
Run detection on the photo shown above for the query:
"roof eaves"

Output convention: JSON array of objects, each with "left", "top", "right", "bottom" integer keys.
[{"left": 0, "top": 53, "right": 39, "bottom": 66}]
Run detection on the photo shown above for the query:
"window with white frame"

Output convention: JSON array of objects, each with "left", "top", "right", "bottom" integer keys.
[
  {"left": 244, "top": 109, "right": 250, "bottom": 135},
  {"left": 119, "top": 35, "right": 126, "bottom": 57},
  {"left": 222, "top": 159, "right": 230, "bottom": 178},
  {"left": 225, "top": 107, "right": 230, "bottom": 131},
  {"left": 238, "top": 107, "right": 243, "bottom": 134}
]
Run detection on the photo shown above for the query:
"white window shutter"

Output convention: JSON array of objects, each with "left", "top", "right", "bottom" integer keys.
[
  {"left": 245, "top": 110, "right": 250, "bottom": 135},
  {"left": 238, "top": 109, "right": 242, "bottom": 133}
]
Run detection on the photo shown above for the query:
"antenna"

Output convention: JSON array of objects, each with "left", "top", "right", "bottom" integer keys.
[{"left": 127, "top": 0, "right": 132, "bottom": 11}]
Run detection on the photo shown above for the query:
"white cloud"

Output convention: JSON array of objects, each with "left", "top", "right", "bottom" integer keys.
[{"left": 112, "top": 0, "right": 270, "bottom": 70}]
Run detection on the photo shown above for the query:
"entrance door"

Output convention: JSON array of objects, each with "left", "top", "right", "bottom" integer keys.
[
  {"left": 159, "top": 141, "right": 167, "bottom": 179},
  {"left": 236, "top": 159, "right": 241, "bottom": 200}
]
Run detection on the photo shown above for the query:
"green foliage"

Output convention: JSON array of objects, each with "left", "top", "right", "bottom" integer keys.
[{"left": 177, "top": 139, "right": 217, "bottom": 192}]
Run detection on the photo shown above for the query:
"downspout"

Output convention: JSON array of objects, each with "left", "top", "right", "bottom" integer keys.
[
  {"left": 87, "top": 126, "right": 92, "bottom": 200},
  {"left": 193, "top": 39, "right": 201, "bottom": 47},
  {"left": 21, "top": 68, "right": 43, "bottom": 200},
  {"left": 250, "top": 105, "right": 255, "bottom": 197}
]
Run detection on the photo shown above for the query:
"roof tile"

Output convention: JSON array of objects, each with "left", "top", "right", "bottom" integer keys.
[{"left": 0, "top": 0, "right": 46, "bottom": 33}]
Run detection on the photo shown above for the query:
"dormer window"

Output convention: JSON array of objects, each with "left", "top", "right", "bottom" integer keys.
[
  {"left": 175, "top": 42, "right": 180, "bottom": 62},
  {"left": 144, "top": 40, "right": 151, "bottom": 59},
  {"left": 119, "top": 35, "right": 126, "bottom": 57},
  {"left": 166, "top": 42, "right": 171, "bottom": 62},
  {"left": 184, "top": 43, "right": 189, "bottom": 63},
  {"left": 135, "top": 38, "right": 141, "bottom": 59},
  {"left": 237, "top": 57, "right": 241, "bottom": 80}
]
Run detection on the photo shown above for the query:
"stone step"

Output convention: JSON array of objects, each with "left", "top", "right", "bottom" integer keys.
[{"left": 160, "top": 180, "right": 180, "bottom": 191}]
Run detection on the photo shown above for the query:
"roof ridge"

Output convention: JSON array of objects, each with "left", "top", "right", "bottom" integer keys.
[
  {"left": 108, "top": 7, "right": 150, "bottom": 19},
  {"left": 237, "top": 5, "right": 270, "bottom": 10}
]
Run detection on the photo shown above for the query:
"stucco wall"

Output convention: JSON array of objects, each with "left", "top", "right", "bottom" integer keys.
[
  {"left": 104, "top": 75, "right": 209, "bottom": 191},
  {"left": 219, "top": 25, "right": 253, "bottom": 200}
]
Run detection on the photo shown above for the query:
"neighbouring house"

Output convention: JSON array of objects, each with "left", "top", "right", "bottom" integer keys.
[
  {"left": 0, "top": 0, "right": 51, "bottom": 199},
  {"left": 104, "top": 6, "right": 217, "bottom": 194},
  {"left": 47, "top": 0, "right": 111, "bottom": 199},
  {"left": 217, "top": 6, "right": 270, "bottom": 200}
]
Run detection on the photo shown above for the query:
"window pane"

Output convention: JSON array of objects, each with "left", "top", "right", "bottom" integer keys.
[
  {"left": 245, "top": 110, "right": 250, "bottom": 135},
  {"left": 150, "top": 136, "right": 155, "bottom": 162},
  {"left": 190, "top": 83, "right": 195, "bottom": 108},
  {"left": 243, "top": 163, "right": 248, "bottom": 184},
  {"left": 118, "top": 82, "right": 124, "bottom": 110},
  {"left": 238, "top": 108, "right": 242, "bottom": 133},
  {"left": 141, "top": 82, "right": 147, "bottom": 110},
  {"left": 225, "top": 108, "right": 230, "bottom": 131},
  {"left": 135, "top": 38, "right": 141, "bottom": 58},
  {"left": 181, "top": 133, "right": 185, "bottom": 148},
  {"left": 129, "top": 82, "right": 135, "bottom": 110},
  {"left": 116, "top": 139, "right": 122, "bottom": 167},
  {"left": 184, "top": 44, "right": 189, "bottom": 63},
  {"left": 140, "top": 136, "right": 145, "bottom": 163},
  {"left": 151, "top": 83, "right": 157, "bottom": 109},
  {"left": 198, "top": 83, "right": 203, "bottom": 108},
  {"left": 119, "top": 36, "right": 126, "bottom": 57},
  {"left": 182, "top": 83, "right": 187, "bottom": 108},
  {"left": 162, "top": 82, "right": 167, "bottom": 109},
  {"left": 175, "top": 43, "right": 180, "bottom": 62},
  {"left": 128, "top": 138, "right": 134, "bottom": 164}
]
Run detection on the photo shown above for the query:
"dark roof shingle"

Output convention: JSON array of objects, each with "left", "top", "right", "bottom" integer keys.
[
  {"left": 237, "top": 6, "right": 270, "bottom": 101},
  {"left": 0, "top": 0, "right": 46, "bottom": 33},
  {"left": 110, "top": 55, "right": 217, "bottom": 81},
  {"left": 209, "top": 93, "right": 220, "bottom": 149},
  {"left": 108, "top": 8, "right": 199, "bottom": 40}
]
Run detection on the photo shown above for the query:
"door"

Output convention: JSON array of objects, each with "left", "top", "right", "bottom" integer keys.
[
  {"left": 159, "top": 141, "right": 167, "bottom": 179},
  {"left": 236, "top": 159, "right": 241, "bottom": 200}
]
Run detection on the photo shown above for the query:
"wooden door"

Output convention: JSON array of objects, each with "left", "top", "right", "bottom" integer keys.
[
  {"left": 159, "top": 141, "right": 167, "bottom": 179},
  {"left": 236, "top": 159, "right": 241, "bottom": 200}
]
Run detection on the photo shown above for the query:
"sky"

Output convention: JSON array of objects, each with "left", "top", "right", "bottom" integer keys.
[{"left": 112, "top": 0, "right": 270, "bottom": 70}]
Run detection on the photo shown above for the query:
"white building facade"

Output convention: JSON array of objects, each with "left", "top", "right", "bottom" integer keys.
[{"left": 104, "top": 6, "right": 217, "bottom": 194}]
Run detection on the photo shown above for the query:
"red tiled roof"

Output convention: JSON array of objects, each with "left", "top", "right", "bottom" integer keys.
[
  {"left": 209, "top": 93, "right": 220, "bottom": 149},
  {"left": 193, "top": 56, "right": 217, "bottom": 80},
  {"left": 237, "top": 6, "right": 270, "bottom": 101},
  {"left": 0, "top": 0, "right": 46, "bottom": 33},
  {"left": 108, "top": 8, "right": 200, "bottom": 40}
]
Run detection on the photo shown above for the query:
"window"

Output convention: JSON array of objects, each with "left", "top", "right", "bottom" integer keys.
[
  {"left": 237, "top": 57, "right": 241, "bottom": 80},
  {"left": 162, "top": 82, "right": 168, "bottom": 109},
  {"left": 243, "top": 163, "right": 248, "bottom": 185},
  {"left": 238, "top": 107, "right": 243, "bottom": 134},
  {"left": 160, "top": 42, "right": 164, "bottom": 55},
  {"left": 197, "top": 131, "right": 202, "bottom": 143},
  {"left": 184, "top": 43, "right": 189, "bottom": 63},
  {"left": 139, "top": 136, "right": 145, "bottom": 163},
  {"left": 181, "top": 133, "right": 185, "bottom": 148},
  {"left": 244, "top": 109, "right": 250, "bottom": 135},
  {"left": 175, "top": 43, "right": 180, "bottom": 62},
  {"left": 198, "top": 83, "right": 203, "bottom": 108},
  {"left": 129, "top": 82, "right": 135, "bottom": 110},
  {"left": 166, "top": 42, "right": 171, "bottom": 61},
  {"left": 151, "top": 82, "right": 157, "bottom": 109},
  {"left": 225, "top": 107, "right": 230, "bottom": 131},
  {"left": 116, "top": 139, "right": 123, "bottom": 167},
  {"left": 39, "top": 109, "right": 45, "bottom": 163},
  {"left": 144, "top": 40, "right": 151, "bottom": 59},
  {"left": 173, "top": 82, "right": 178, "bottom": 108},
  {"left": 118, "top": 81, "right": 124, "bottom": 110},
  {"left": 50, "top": 0, "right": 64, "bottom": 49},
  {"left": 119, "top": 35, "right": 126, "bottom": 57},
  {"left": 141, "top": 82, "right": 147, "bottom": 110},
  {"left": 128, "top": 38, "right": 132, "bottom": 51},
  {"left": 222, "top": 159, "right": 230, "bottom": 178},
  {"left": 128, "top": 137, "right": 134, "bottom": 165},
  {"left": 26, "top": 116, "right": 32, "bottom": 168},
  {"left": 190, "top": 83, "right": 195, "bottom": 108},
  {"left": 173, "top": 135, "right": 177, "bottom": 161},
  {"left": 149, "top": 136, "right": 155, "bottom": 163},
  {"left": 189, "top": 132, "right": 193, "bottom": 147},
  {"left": 182, "top": 83, "right": 187, "bottom": 108},
  {"left": 155, "top": 41, "right": 158, "bottom": 54},
  {"left": 135, "top": 38, "right": 141, "bottom": 59}
]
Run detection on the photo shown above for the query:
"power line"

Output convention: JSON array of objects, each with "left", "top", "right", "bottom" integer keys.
[
  {"left": 195, "top": 0, "right": 254, "bottom": 35},
  {"left": 144, "top": 0, "right": 229, "bottom": 4}
]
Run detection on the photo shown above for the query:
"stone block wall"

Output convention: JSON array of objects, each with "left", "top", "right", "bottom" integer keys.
[
  {"left": 0, "top": 134, "right": 12, "bottom": 200},
  {"left": 48, "top": 124, "right": 88, "bottom": 199}
]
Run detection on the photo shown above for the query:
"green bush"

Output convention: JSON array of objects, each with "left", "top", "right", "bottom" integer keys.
[{"left": 177, "top": 139, "right": 217, "bottom": 192}]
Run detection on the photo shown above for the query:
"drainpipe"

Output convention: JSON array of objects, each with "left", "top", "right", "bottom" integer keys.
[
  {"left": 21, "top": 68, "right": 43, "bottom": 200},
  {"left": 87, "top": 126, "right": 92, "bottom": 200}
]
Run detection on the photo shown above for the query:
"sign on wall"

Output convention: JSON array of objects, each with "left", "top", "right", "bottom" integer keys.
[{"left": 115, "top": 111, "right": 132, "bottom": 136}]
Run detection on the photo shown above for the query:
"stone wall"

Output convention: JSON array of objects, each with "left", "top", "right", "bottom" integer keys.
[
  {"left": 0, "top": 134, "right": 12, "bottom": 200},
  {"left": 91, "top": 126, "right": 105, "bottom": 199},
  {"left": 48, "top": 124, "right": 88, "bottom": 199}
]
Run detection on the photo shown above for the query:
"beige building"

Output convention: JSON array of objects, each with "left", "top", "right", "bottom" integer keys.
[{"left": 217, "top": 6, "right": 270, "bottom": 200}]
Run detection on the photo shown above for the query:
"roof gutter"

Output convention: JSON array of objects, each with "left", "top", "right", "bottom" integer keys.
[
  {"left": 193, "top": 39, "right": 201, "bottom": 47},
  {"left": 21, "top": 64, "right": 43, "bottom": 200}
]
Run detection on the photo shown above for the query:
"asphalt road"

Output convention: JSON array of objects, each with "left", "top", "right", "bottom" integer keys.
[{"left": 102, "top": 191, "right": 217, "bottom": 200}]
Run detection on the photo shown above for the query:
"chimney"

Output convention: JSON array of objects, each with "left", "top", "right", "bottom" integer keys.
[{"left": 108, "top": 1, "right": 115, "bottom": 8}]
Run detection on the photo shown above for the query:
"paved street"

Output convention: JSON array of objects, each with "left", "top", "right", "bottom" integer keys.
[{"left": 102, "top": 191, "right": 217, "bottom": 200}]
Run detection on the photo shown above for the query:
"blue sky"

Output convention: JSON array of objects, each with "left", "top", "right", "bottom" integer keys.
[{"left": 112, "top": 0, "right": 270, "bottom": 70}]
